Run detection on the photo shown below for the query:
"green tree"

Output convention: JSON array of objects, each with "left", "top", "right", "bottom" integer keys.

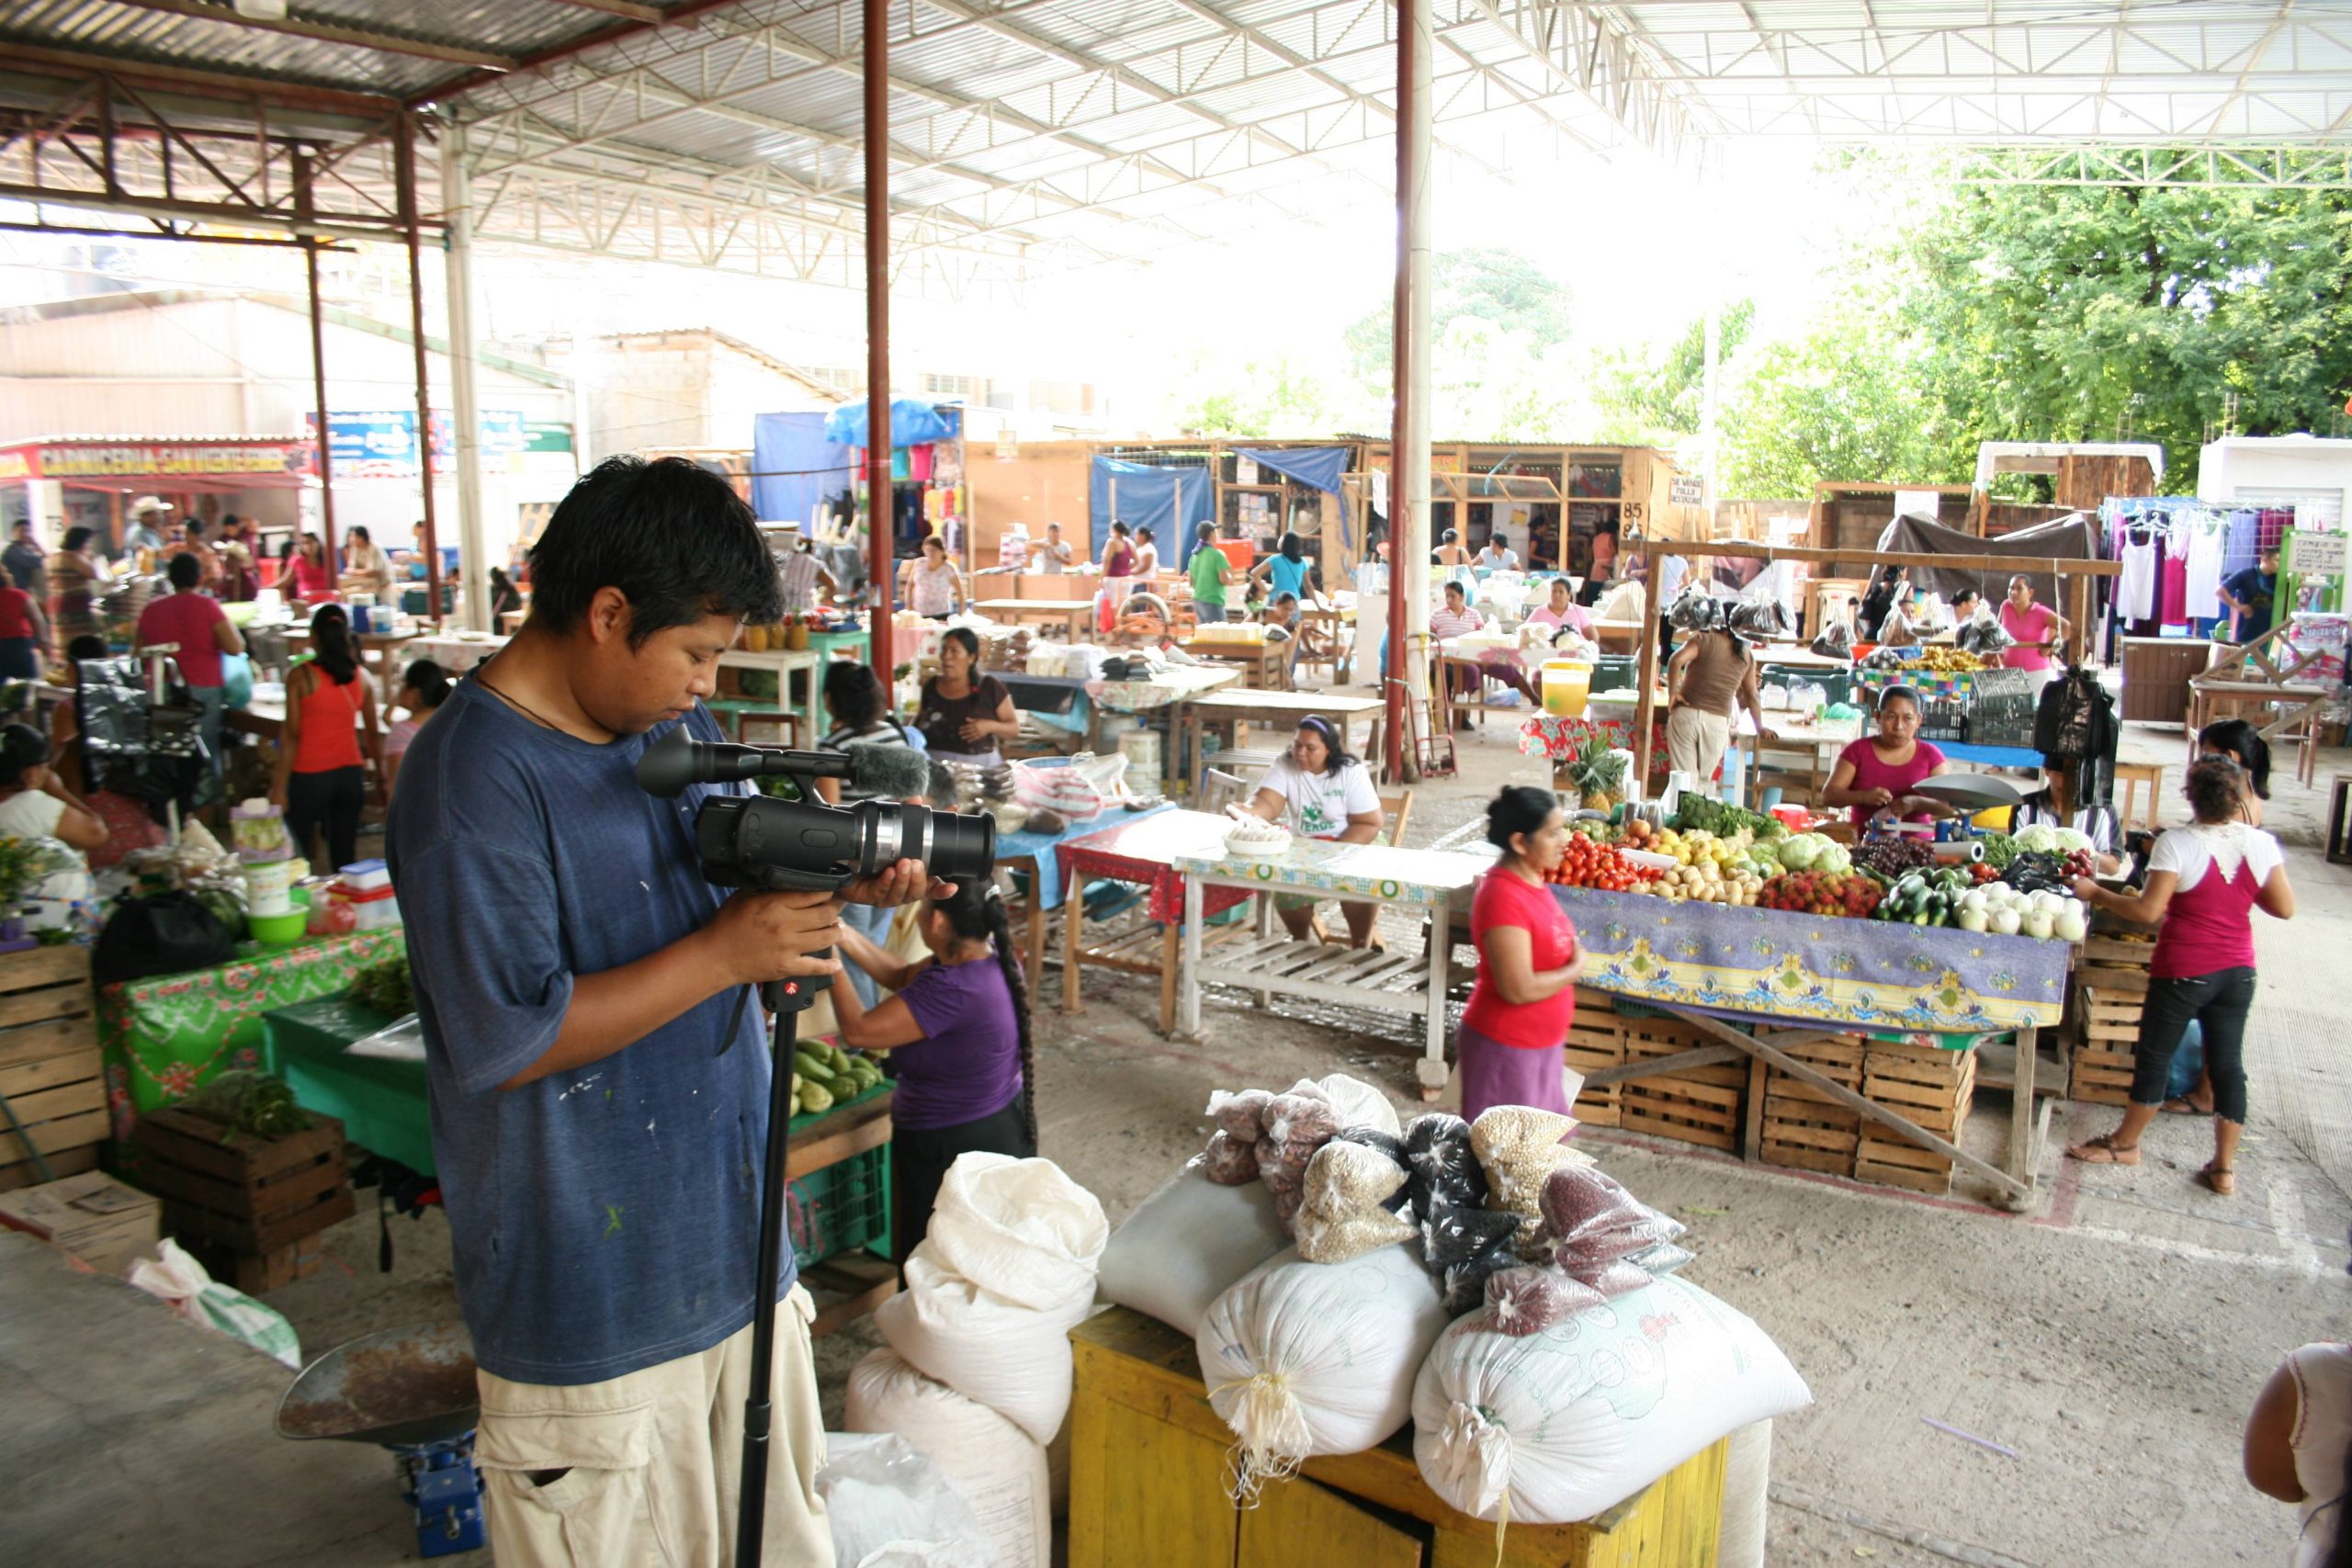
[
  {"left": 1343, "top": 247, "right": 1575, "bottom": 392},
  {"left": 1901, "top": 174, "right": 2352, "bottom": 483},
  {"left": 1717, "top": 310, "right": 1959, "bottom": 497},
  {"left": 1590, "top": 299, "right": 1758, "bottom": 443},
  {"left": 1173, "top": 350, "right": 1349, "bottom": 437}
]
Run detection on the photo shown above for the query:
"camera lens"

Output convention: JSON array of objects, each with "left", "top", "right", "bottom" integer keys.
[{"left": 907, "top": 803, "right": 996, "bottom": 884}]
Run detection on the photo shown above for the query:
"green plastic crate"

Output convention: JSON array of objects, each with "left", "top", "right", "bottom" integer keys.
[
  {"left": 787, "top": 1141, "right": 891, "bottom": 1269},
  {"left": 263, "top": 996, "right": 435, "bottom": 1176}
]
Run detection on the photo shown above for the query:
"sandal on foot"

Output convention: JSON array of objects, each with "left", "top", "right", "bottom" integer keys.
[
  {"left": 2160, "top": 1097, "right": 2214, "bottom": 1116},
  {"left": 2198, "top": 1164, "right": 2236, "bottom": 1196},
  {"left": 2066, "top": 1134, "right": 2142, "bottom": 1166}
]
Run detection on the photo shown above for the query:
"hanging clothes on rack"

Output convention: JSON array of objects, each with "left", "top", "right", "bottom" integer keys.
[{"left": 2184, "top": 515, "right": 2226, "bottom": 623}]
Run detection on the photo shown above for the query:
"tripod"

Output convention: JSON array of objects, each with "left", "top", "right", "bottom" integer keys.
[{"left": 737, "top": 971, "right": 820, "bottom": 1568}]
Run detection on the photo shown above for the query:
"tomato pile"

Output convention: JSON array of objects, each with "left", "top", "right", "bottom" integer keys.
[
  {"left": 1544, "top": 833, "right": 1646, "bottom": 891},
  {"left": 1758, "top": 871, "right": 1882, "bottom": 919}
]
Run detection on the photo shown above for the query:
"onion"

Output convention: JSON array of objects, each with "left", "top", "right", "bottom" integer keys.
[
  {"left": 1989, "top": 907, "right": 2021, "bottom": 936},
  {"left": 2022, "top": 910, "right": 2054, "bottom": 941},
  {"left": 2053, "top": 910, "right": 2087, "bottom": 942}
]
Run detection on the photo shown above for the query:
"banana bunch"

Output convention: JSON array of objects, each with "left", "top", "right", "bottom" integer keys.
[
  {"left": 790, "top": 1043, "right": 884, "bottom": 1117},
  {"left": 1900, "top": 647, "right": 1991, "bottom": 673}
]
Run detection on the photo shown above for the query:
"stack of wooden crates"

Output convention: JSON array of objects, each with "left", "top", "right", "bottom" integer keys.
[
  {"left": 1567, "top": 986, "right": 1983, "bottom": 1196},
  {"left": 2069, "top": 932, "right": 2158, "bottom": 1105},
  {"left": 0, "top": 948, "right": 105, "bottom": 1192},
  {"left": 133, "top": 1107, "right": 355, "bottom": 1293}
]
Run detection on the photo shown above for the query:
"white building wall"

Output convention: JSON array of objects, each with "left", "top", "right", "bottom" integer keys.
[{"left": 2198, "top": 435, "right": 2352, "bottom": 529}]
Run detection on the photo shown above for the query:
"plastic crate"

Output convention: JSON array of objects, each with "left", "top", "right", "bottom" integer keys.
[{"left": 786, "top": 1141, "right": 891, "bottom": 1269}]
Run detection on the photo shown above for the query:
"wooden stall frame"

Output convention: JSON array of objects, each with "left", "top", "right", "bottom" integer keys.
[{"left": 1631, "top": 541, "right": 2122, "bottom": 794}]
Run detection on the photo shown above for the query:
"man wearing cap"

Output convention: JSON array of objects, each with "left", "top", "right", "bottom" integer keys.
[{"left": 1666, "top": 607, "right": 1776, "bottom": 784}]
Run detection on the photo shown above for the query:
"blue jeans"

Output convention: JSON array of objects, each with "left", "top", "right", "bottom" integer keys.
[
  {"left": 1194, "top": 602, "right": 1226, "bottom": 623},
  {"left": 839, "top": 900, "right": 896, "bottom": 1006}
]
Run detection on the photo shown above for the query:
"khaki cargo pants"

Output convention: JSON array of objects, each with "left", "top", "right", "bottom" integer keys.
[{"left": 474, "top": 1286, "right": 832, "bottom": 1566}]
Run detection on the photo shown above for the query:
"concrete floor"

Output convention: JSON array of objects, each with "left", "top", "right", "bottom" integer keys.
[{"left": 5, "top": 683, "right": 2348, "bottom": 1567}]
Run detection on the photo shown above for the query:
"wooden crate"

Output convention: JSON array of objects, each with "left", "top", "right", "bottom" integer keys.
[
  {"left": 1564, "top": 991, "right": 1629, "bottom": 1129},
  {"left": 1618, "top": 1021, "right": 1746, "bottom": 1154},
  {"left": 2069, "top": 984, "right": 2144, "bottom": 1106},
  {"left": 132, "top": 1107, "right": 355, "bottom": 1269},
  {"left": 1854, "top": 1043, "right": 1977, "bottom": 1193},
  {"left": 0, "top": 946, "right": 104, "bottom": 1192},
  {"left": 1758, "top": 1039, "right": 1865, "bottom": 1176}
]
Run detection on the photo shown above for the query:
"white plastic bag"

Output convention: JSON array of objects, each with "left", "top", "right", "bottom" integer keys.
[
  {"left": 1196, "top": 1243, "right": 1449, "bottom": 1485},
  {"left": 846, "top": 1349, "right": 1050, "bottom": 1568},
  {"left": 1096, "top": 1162, "right": 1291, "bottom": 1337},
  {"left": 875, "top": 1249, "right": 1095, "bottom": 1446},
  {"left": 125, "top": 1238, "right": 301, "bottom": 1369},
  {"left": 817, "top": 1430, "right": 995, "bottom": 1568},
  {"left": 1412, "top": 1274, "right": 1812, "bottom": 1527},
  {"left": 1278, "top": 1072, "right": 1401, "bottom": 1138},
  {"left": 922, "top": 1154, "right": 1109, "bottom": 1311}
]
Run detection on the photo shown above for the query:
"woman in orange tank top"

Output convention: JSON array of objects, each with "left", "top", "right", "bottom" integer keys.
[{"left": 271, "top": 604, "right": 380, "bottom": 872}]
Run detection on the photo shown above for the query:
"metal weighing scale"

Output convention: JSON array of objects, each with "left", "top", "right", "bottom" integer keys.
[{"left": 277, "top": 1321, "right": 486, "bottom": 1558}]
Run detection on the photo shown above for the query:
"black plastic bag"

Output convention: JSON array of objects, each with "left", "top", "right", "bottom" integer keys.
[{"left": 93, "top": 890, "right": 237, "bottom": 987}]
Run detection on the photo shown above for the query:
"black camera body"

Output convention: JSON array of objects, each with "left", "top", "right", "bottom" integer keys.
[{"left": 692, "top": 791, "right": 995, "bottom": 895}]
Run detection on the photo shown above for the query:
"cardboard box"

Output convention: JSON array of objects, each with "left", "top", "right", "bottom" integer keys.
[{"left": 0, "top": 1170, "right": 163, "bottom": 1276}]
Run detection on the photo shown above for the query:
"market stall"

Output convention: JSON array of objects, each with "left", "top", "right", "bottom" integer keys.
[
  {"left": 1057, "top": 807, "right": 1252, "bottom": 1032},
  {"left": 1176, "top": 688, "right": 1385, "bottom": 795},
  {"left": 994, "top": 801, "right": 1176, "bottom": 1002}
]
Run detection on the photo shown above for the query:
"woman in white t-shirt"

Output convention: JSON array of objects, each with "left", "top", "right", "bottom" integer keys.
[
  {"left": 1241, "top": 717, "right": 1385, "bottom": 947},
  {"left": 2245, "top": 1339, "right": 2352, "bottom": 1568},
  {"left": 0, "top": 723, "right": 107, "bottom": 864}
]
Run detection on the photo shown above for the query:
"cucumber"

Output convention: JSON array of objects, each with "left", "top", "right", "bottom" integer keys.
[{"left": 799, "top": 1082, "right": 834, "bottom": 1114}]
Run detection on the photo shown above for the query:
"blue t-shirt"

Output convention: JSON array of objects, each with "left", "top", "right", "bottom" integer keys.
[
  {"left": 2224, "top": 567, "right": 2276, "bottom": 643},
  {"left": 1269, "top": 555, "right": 1310, "bottom": 602},
  {"left": 386, "top": 680, "right": 787, "bottom": 1385}
]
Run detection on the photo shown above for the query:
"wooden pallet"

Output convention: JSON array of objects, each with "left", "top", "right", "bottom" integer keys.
[
  {"left": 0, "top": 947, "right": 103, "bottom": 1192},
  {"left": 133, "top": 1107, "right": 356, "bottom": 1268}
]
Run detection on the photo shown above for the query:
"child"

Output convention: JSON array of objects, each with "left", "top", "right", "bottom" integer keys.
[
  {"left": 383, "top": 658, "right": 450, "bottom": 799},
  {"left": 829, "top": 880, "right": 1036, "bottom": 1261}
]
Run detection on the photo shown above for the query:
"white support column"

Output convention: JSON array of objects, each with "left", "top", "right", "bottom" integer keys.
[
  {"left": 440, "top": 118, "right": 492, "bottom": 633},
  {"left": 1397, "top": 0, "right": 1435, "bottom": 750}
]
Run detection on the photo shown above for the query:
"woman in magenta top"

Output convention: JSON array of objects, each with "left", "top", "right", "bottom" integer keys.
[
  {"left": 2064, "top": 758, "right": 2295, "bottom": 1196},
  {"left": 1456, "top": 786, "right": 1586, "bottom": 1122},
  {"left": 1820, "top": 685, "right": 1956, "bottom": 828},
  {"left": 1997, "top": 574, "right": 2065, "bottom": 672}
]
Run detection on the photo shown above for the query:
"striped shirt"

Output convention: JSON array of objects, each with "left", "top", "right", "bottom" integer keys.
[
  {"left": 1430, "top": 604, "right": 1484, "bottom": 640},
  {"left": 779, "top": 550, "right": 822, "bottom": 614}
]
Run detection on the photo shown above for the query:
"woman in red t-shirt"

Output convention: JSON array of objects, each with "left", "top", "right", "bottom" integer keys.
[
  {"left": 0, "top": 581, "right": 51, "bottom": 681},
  {"left": 1456, "top": 786, "right": 1585, "bottom": 1122}
]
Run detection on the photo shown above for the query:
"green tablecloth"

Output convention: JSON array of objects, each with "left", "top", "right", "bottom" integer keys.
[
  {"left": 98, "top": 930, "right": 407, "bottom": 1142},
  {"left": 264, "top": 995, "right": 431, "bottom": 1176}
]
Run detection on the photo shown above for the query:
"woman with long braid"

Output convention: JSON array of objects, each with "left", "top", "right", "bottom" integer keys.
[{"left": 831, "top": 880, "right": 1036, "bottom": 1260}]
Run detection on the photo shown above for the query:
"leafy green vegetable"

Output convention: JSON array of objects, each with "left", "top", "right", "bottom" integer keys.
[
  {"left": 348, "top": 955, "right": 413, "bottom": 1018},
  {"left": 179, "top": 1069, "right": 311, "bottom": 1139}
]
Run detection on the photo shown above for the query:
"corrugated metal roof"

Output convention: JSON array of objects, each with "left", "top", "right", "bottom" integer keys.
[{"left": 2, "top": 0, "right": 2346, "bottom": 284}]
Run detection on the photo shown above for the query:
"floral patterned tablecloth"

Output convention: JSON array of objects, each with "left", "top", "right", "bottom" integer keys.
[
  {"left": 98, "top": 930, "right": 407, "bottom": 1139},
  {"left": 1173, "top": 838, "right": 1493, "bottom": 909},
  {"left": 1548, "top": 886, "right": 2066, "bottom": 1033}
]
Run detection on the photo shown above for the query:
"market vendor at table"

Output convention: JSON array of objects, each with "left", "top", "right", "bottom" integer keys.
[
  {"left": 1820, "top": 683, "right": 1956, "bottom": 827},
  {"left": 917, "top": 625, "right": 1018, "bottom": 765},
  {"left": 1456, "top": 786, "right": 1585, "bottom": 1122},
  {"left": 1430, "top": 579, "right": 1538, "bottom": 721},
  {"left": 385, "top": 455, "right": 941, "bottom": 1564},
  {"left": 1239, "top": 716, "right": 1385, "bottom": 948}
]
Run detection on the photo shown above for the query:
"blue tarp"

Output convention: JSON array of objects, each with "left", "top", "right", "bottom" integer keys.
[
  {"left": 1089, "top": 458, "right": 1213, "bottom": 563},
  {"left": 750, "top": 411, "right": 854, "bottom": 530},
  {"left": 1234, "top": 446, "right": 1348, "bottom": 496},
  {"left": 823, "top": 398, "right": 961, "bottom": 449}
]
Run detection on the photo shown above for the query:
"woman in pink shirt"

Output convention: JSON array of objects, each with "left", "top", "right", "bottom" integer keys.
[
  {"left": 1525, "top": 576, "right": 1591, "bottom": 637},
  {"left": 1997, "top": 574, "right": 2066, "bottom": 671},
  {"left": 2064, "top": 758, "right": 2296, "bottom": 1195},
  {"left": 1820, "top": 685, "right": 1956, "bottom": 828}
]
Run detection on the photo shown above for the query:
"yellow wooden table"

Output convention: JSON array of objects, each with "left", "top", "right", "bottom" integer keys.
[
  {"left": 974, "top": 598, "right": 1095, "bottom": 639},
  {"left": 1178, "top": 637, "right": 1289, "bottom": 689},
  {"left": 1069, "top": 1306, "right": 1727, "bottom": 1568}
]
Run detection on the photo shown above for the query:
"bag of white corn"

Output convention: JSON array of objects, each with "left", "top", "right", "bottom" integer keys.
[
  {"left": 875, "top": 1249, "right": 1096, "bottom": 1446},
  {"left": 1300, "top": 1071, "right": 1401, "bottom": 1137},
  {"left": 1096, "top": 1161, "right": 1291, "bottom": 1336},
  {"left": 1196, "top": 1243, "right": 1451, "bottom": 1491},
  {"left": 1412, "top": 1275, "right": 1812, "bottom": 1527},
  {"left": 1470, "top": 1105, "right": 1589, "bottom": 1248},
  {"left": 921, "top": 1153, "right": 1109, "bottom": 1310},
  {"left": 1295, "top": 1140, "right": 1416, "bottom": 1264},
  {"left": 845, "top": 1349, "right": 1049, "bottom": 1568}
]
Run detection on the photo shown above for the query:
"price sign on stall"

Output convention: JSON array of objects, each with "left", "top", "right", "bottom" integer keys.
[{"left": 2288, "top": 531, "right": 2347, "bottom": 576}]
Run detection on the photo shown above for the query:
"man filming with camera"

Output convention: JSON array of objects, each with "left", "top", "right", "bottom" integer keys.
[{"left": 389, "top": 457, "right": 935, "bottom": 1564}]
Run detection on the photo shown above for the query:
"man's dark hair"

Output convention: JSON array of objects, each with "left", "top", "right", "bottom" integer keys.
[
  {"left": 526, "top": 457, "right": 779, "bottom": 646},
  {"left": 166, "top": 552, "right": 201, "bottom": 590},
  {"left": 183, "top": 516, "right": 206, "bottom": 539}
]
